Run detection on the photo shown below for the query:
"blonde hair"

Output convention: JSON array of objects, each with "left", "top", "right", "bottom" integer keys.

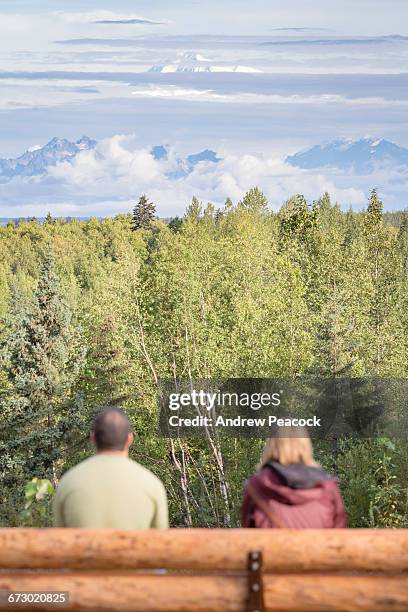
[{"left": 260, "top": 426, "right": 317, "bottom": 467}]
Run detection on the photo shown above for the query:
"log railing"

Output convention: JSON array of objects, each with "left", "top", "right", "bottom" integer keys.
[{"left": 0, "top": 529, "right": 408, "bottom": 611}]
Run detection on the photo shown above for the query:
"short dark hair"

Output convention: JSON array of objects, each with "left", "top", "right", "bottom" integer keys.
[{"left": 92, "top": 407, "right": 131, "bottom": 451}]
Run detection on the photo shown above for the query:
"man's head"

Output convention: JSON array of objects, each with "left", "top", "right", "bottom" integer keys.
[{"left": 91, "top": 407, "right": 133, "bottom": 455}]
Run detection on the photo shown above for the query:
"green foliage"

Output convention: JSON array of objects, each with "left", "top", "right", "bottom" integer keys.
[
  {"left": 0, "top": 188, "right": 407, "bottom": 528},
  {"left": 337, "top": 439, "right": 408, "bottom": 528},
  {"left": 131, "top": 194, "right": 156, "bottom": 231},
  {"left": 0, "top": 251, "right": 85, "bottom": 491},
  {"left": 279, "top": 194, "right": 319, "bottom": 242},
  {"left": 168, "top": 216, "right": 183, "bottom": 233},
  {"left": 20, "top": 477, "right": 54, "bottom": 526},
  {"left": 184, "top": 196, "right": 202, "bottom": 222},
  {"left": 365, "top": 188, "right": 384, "bottom": 228},
  {"left": 238, "top": 187, "right": 268, "bottom": 213},
  {"left": 45, "top": 212, "right": 56, "bottom": 225}
]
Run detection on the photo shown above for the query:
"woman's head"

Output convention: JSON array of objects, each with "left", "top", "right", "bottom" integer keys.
[{"left": 261, "top": 426, "right": 317, "bottom": 467}]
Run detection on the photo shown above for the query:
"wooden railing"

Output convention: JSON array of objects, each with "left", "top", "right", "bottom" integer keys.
[{"left": 0, "top": 529, "right": 408, "bottom": 611}]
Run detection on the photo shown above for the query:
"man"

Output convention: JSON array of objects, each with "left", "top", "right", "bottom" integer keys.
[{"left": 53, "top": 407, "right": 169, "bottom": 528}]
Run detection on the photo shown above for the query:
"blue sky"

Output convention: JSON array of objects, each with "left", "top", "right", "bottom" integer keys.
[{"left": 0, "top": 1, "right": 408, "bottom": 216}]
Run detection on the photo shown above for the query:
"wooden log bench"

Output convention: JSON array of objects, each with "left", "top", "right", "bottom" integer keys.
[{"left": 0, "top": 529, "right": 408, "bottom": 611}]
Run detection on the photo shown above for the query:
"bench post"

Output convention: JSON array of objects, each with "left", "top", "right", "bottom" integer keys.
[{"left": 247, "top": 551, "right": 265, "bottom": 612}]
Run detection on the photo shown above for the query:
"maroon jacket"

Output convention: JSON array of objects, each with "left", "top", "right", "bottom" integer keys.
[{"left": 241, "top": 462, "right": 347, "bottom": 528}]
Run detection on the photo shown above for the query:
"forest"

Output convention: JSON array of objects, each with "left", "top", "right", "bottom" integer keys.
[{"left": 0, "top": 188, "right": 408, "bottom": 529}]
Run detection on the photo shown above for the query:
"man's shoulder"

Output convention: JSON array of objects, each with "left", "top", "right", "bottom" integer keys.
[
  {"left": 57, "top": 455, "right": 166, "bottom": 498},
  {"left": 58, "top": 456, "right": 97, "bottom": 487},
  {"left": 127, "top": 459, "right": 166, "bottom": 494}
]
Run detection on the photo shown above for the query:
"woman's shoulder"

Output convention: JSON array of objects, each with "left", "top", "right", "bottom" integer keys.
[{"left": 246, "top": 464, "right": 282, "bottom": 490}]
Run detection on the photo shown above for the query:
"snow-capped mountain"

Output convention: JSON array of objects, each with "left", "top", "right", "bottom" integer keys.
[
  {"left": 151, "top": 145, "right": 221, "bottom": 179},
  {"left": 287, "top": 138, "right": 408, "bottom": 173},
  {"left": 0, "top": 136, "right": 96, "bottom": 182},
  {"left": 149, "top": 52, "right": 262, "bottom": 74},
  {"left": 0, "top": 137, "right": 221, "bottom": 184}
]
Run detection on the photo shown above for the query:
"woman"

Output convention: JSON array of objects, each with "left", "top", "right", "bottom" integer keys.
[{"left": 241, "top": 428, "right": 347, "bottom": 528}]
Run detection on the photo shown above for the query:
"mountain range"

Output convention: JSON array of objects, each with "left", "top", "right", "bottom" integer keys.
[
  {"left": 151, "top": 145, "right": 221, "bottom": 179},
  {"left": 0, "top": 136, "right": 96, "bottom": 183},
  {"left": 286, "top": 137, "right": 408, "bottom": 173},
  {"left": 0, "top": 138, "right": 221, "bottom": 183},
  {"left": 1, "top": 136, "right": 408, "bottom": 185}
]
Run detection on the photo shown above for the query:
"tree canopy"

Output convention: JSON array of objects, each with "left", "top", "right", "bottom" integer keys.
[{"left": 0, "top": 189, "right": 407, "bottom": 528}]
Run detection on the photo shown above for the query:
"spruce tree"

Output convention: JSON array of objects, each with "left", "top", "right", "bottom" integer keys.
[
  {"left": 313, "top": 192, "right": 342, "bottom": 233},
  {"left": 361, "top": 190, "right": 401, "bottom": 374},
  {"left": 131, "top": 194, "right": 156, "bottom": 230},
  {"left": 184, "top": 196, "right": 202, "bottom": 222},
  {"left": 239, "top": 187, "right": 268, "bottom": 213},
  {"left": 44, "top": 212, "right": 55, "bottom": 225},
  {"left": 279, "top": 194, "right": 318, "bottom": 242},
  {"left": 214, "top": 208, "right": 224, "bottom": 223},
  {"left": 314, "top": 282, "right": 356, "bottom": 377},
  {"left": 365, "top": 188, "right": 383, "bottom": 229},
  {"left": 85, "top": 315, "right": 131, "bottom": 407},
  {"left": 168, "top": 216, "right": 183, "bottom": 233},
  {"left": 0, "top": 251, "right": 84, "bottom": 488},
  {"left": 398, "top": 210, "right": 408, "bottom": 237},
  {"left": 343, "top": 206, "right": 359, "bottom": 246},
  {"left": 398, "top": 210, "right": 408, "bottom": 275}
]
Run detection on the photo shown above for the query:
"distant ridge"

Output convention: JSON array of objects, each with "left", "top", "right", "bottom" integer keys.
[
  {"left": 0, "top": 136, "right": 96, "bottom": 183},
  {"left": 287, "top": 137, "right": 408, "bottom": 173},
  {"left": 0, "top": 137, "right": 221, "bottom": 184},
  {"left": 150, "top": 145, "right": 221, "bottom": 179},
  {"left": 0, "top": 216, "right": 102, "bottom": 226}
]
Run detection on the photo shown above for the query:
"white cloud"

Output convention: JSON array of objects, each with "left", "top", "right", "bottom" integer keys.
[
  {"left": 51, "top": 135, "right": 160, "bottom": 185},
  {"left": 0, "top": 11, "right": 167, "bottom": 54},
  {"left": 0, "top": 135, "right": 374, "bottom": 217},
  {"left": 0, "top": 78, "right": 134, "bottom": 110},
  {"left": 2, "top": 76, "right": 407, "bottom": 112},
  {"left": 131, "top": 85, "right": 408, "bottom": 106}
]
